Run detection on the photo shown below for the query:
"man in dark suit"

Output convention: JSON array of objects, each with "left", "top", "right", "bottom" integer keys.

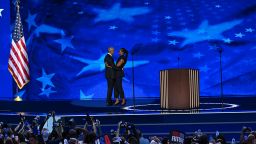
[{"left": 104, "top": 47, "right": 115, "bottom": 106}]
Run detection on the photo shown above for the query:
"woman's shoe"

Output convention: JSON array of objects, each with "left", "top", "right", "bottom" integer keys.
[
  {"left": 114, "top": 99, "right": 120, "bottom": 105},
  {"left": 121, "top": 99, "right": 126, "bottom": 106}
]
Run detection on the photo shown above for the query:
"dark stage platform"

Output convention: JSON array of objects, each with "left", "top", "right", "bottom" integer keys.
[
  {"left": 0, "top": 97, "right": 256, "bottom": 142},
  {"left": 0, "top": 97, "right": 256, "bottom": 115}
]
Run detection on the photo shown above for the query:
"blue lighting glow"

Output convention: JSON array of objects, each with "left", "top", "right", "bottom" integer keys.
[{"left": 0, "top": 0, "right": 256, "bottom": 100}]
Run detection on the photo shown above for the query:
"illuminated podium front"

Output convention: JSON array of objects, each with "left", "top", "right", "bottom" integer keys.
[{"left": 160, "top": 69, "right": 200, "bottom": 109}]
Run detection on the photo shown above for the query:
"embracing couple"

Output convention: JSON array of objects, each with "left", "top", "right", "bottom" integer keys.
[{"left": 104, "top": 47, "right": 128, "bottom": 106}]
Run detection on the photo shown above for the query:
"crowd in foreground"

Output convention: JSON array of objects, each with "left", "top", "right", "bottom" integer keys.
[{"left": 0, "top": 112, "right": 255, "bottom": 144}]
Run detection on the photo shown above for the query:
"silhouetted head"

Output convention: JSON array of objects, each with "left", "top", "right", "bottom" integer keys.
[
  {"left": 119, "top": 48, "right": 128, "bottom": 55},
  {"left": 108, "top": 47, "right": 115, "bottom": 55},
  {"left": 119, "top": 48, "right": 128, "bottom": 63}
]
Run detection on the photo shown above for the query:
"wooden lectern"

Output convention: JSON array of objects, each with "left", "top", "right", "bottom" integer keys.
[{"left": 160, "top": 69, "right": 200, "bottom": 109}]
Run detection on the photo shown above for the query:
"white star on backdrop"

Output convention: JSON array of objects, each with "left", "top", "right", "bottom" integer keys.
[
  {"left": 40, "top": 87, "right": 56, "bottom": 97},
  {"left": 168, "top": 40, "right": 179, "bottom": 45},
  {"left": 36, "top": 69, "right": 55, "bottom": 90},
  {"left": 93, "top": 3, "right": 151, "bottom": 23},
  {"left": 235, "top": 32, "right": 245, "bottom": 38},
  {"left": 0, "top": 9, "right": 4, "bottom": 17},
  {"left": 109, "top": 25, "right": 118, "bottom": 30},
  {"left": 215, "top": 5, "right": 221, "bottom": 8},
  {"left": 25, "top": 11, "right": 38, "bottom": 30},
  {"left": 245, "top": 28, "right": 254, "bottom": 33},
  {"left": 223, "top": 38, "right": 232, "bottom": 43},
  {"left": 54, "top": 36, "right": 74, "bottom": 52},
  {"left": 168, "top": 19, "right": 242, "bottom": 47},
  {"left": 164, "top": 16, "right": 172, "bottom": 20}
]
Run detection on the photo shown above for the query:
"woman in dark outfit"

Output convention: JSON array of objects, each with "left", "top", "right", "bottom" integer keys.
[{"left": 114, "top": 48, "right": 128, "bottom": 105}]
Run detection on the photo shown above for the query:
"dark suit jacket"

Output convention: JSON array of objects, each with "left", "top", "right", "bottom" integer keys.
[{"left": 104, "top": 54, "right": 115, "bottom": 79}]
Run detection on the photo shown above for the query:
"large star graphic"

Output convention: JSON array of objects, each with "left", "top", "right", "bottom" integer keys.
[
  {"left": 25, "top": 11, "right": 37, "bottom": 30},
  {"left": 93, "top": 3, "right": 151, "bottom": 23},
  {"left": 109, "top": 25, "right": 118, "bottom": 30},
  {"left": 223, "top": 38, "right": 232, "bottom": 44},
  {"left": 164, "top": 16, "right": 172, "bottom": 20},
  {"left": 245, "top": 28, "right": 255, "bottom": 33},
  {"left": 36, "top": 68, "right": 55, "bottom": 90},
  {"left": 0, "top": 9, "right": 3, "bottom": 17},
  {"left": 168, "top": 40, "right": 179, "bottom": 45},
  {"left": 39, "top": 87, "right": 56, "bottom": 97},
  {"left": 70, "top": 54, "right": 149, "bottom": 76},
  {"left": 168, "top": 19, "right": 242, "bottom": 47},
  {"left": 80, "top": 90, "right": 93, "bottom": 100},
  {"left": 54, "top": 36, "right": 74, "bottom": 53},
  {"left": 235, "top": 32, "right": 245, "bottom": 38},
  {"left": 34, "top": 24, "right": 65, "bottom": 37}
]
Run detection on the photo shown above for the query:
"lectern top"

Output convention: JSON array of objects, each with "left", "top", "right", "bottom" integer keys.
[{"left": 160, "top": 68, "right": 199, "bottom": 71}]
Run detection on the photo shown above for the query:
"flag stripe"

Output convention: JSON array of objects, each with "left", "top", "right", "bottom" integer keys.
[
  {"left": 8, "top": 60, "right": 24, "bottom": 87},
  {"left": 8, "top": 66, "right": 22, "bottom": 88},
  {"left": 19, "top": 38, "right": 29, "bottom": 62},
  {"left": 12, "top": 41, "right": 29, "bottom": 75},
  {"left": 12, "top": 40, "right": 29, "bottom": 76},
  {"left": 8, "top": 56, "right": 26, "bottom": 84},
  {"left": 10, "top": 48, "right": 29, "bottom": 81}
]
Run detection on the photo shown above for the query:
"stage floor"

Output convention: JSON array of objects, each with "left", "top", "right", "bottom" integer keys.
[{"left": 0, "top": 97, "right": 255, "bottom": 116}]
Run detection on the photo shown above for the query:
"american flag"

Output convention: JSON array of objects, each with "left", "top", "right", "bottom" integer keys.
[{"left": 8, "top": 1, "right": 30, "bottom": 89}]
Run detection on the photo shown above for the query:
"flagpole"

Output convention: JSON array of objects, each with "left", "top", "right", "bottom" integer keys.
[
  {"left": 132, "top": 54, "right": 136, "bottom": 112},
  {"left": 12, "top": 80, "right": 17, "bottom": 100},
  {"left": 14, "top": 0, "right": 20, "bottom": 101},
  {"left": 12, "top": 0, "right": 25, "bottom": 102}
]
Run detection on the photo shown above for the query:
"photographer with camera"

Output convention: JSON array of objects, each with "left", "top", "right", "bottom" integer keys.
[
  {"left": 240, "top": 126, "right": 256, "bottom": 144},
  {"left": 113, "top": 121, "right": 140, "bottom": 144}
]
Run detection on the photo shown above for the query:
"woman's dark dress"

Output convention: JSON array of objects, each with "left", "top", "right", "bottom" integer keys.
[{"left": 114, "top": 55, "right": 126, "bottom": 99}]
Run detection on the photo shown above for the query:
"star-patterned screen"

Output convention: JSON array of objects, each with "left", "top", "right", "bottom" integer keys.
[
  {"left": 0, "top": 0, "right": 12, "bottom": 100},
  {"left": 1, "top": 0, "right": 256, "bottom": 100}
]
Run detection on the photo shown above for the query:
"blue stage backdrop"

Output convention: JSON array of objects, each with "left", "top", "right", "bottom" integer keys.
[
  {"left": 0, "top": 0, "right": 12, "bottom": 100},
  {"left": 2, "top": 0, "right": 256, "bottom": 100}
]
